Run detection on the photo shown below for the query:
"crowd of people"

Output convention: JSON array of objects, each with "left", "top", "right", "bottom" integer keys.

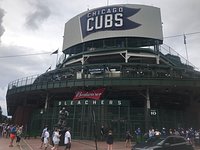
[
  {"left": 1, "top": 122, "right": 200, "bottom": 150},
  {"left": 40, "top": 124, "right": 114, "bottom": 150},
  {"left": 0, "top": 122, "right": 72, "bottom": 149},
  {"left": 132, "top": 127, "right": 200, "bottom": 146},
  {"left": 40, "top": 125, "right": 71, "bottom": 150},
  {"left": 0, "top": 123, "right": 23, "bottom": 147}
]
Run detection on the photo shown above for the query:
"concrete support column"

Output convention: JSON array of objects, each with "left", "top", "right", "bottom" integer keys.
[
  {"left": 145, "top": 88, "right": 151, "bottom": 132},
  {"left": 44, "top": 92, "right": 49, "bottom": 111},
  {"left": 156, "top": 55, "right": 160, "bottom": 64},
  {"left": 154, "top": 40, "right": 160, "bottom": 64}
]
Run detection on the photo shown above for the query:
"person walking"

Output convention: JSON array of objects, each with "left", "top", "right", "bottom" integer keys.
[
  {"left": 16, "top": 125, "right": 23, "bottom": 146},
  {"left": 135, "top": 128, "right": 142, "bottom": 144},
  {"left": 106, "top": 129, "right": 113, "bottom": 150},
  {"left": 64, "top": 127, "right": 71, "bottom": 150},
  {"left": 43, "top": 128, "right": 50, "bottom": 150},
  {"left": 100, "top": 125, "right": 105, "bottom": 141},
  {"left": 51, "top": 128, "right": 61, "bottom": 150},
  {"left": 9, "top": 125, "right": 16, "bottom": 147},
  {"left": 40, "top": 125, "right": 48, "bottom": 149},
  {"left": 125, "top": 130, "right": 132, "bottom": 148},
  {"left": 2, "top": 124, "right": 7, "bottom": 138}
]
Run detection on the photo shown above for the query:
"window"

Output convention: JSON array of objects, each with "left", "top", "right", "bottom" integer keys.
[{"left": 174, "top": 137, "right": 186, "bottom": 144}]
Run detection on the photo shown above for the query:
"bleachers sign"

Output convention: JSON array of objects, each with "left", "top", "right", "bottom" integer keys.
[{"left": 55, "top": 99, "right": 129, "bottom": 106}]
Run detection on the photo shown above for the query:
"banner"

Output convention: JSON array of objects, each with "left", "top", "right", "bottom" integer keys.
[
  {"left": 73, "top": 88, "right": 105, "bottom": 100},
  {"left": 80, "top": 6, "right": 141, "bottom": 38}
]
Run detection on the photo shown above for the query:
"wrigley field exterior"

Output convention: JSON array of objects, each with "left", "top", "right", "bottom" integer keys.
[{"left": 6, "top": 4, "right": 200, "bottom": 139}]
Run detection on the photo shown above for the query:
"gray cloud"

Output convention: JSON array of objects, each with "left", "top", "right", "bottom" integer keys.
[
  {"left": 25, "top": 1, "right": 51, "bottom": 30},
  {"left": 0, "top": 7, "right": 5, "bottom": 43},
  {"left": 0, "top": 45, "right": 51, "bottom": 87},
  {"left": 0, "top": 44, "right": 53, "bottom": 116}
]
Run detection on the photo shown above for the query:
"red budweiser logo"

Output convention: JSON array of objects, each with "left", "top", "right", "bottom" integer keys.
[{"left": 73, "top": 88, "right": 105, "bottom": 100}]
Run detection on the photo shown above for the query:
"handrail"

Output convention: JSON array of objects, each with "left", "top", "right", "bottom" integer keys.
[
  {"left": 7, "top": 63, "right": 200, "bottom": 90},
  {"left": 8, "top": 74, "right": 40, "bottom": 90},
  {"left": 160, "top": 44, "right": 199, "bottom": 70}
]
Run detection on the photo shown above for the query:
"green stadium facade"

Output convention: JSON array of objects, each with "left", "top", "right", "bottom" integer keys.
[{"left": 6, "top": 4, "right": 200, "bottom": 139}]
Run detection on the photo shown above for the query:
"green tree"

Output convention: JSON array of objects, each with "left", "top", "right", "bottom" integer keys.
[{"left": 0, "top": 106, "right": 2, "bottom": 122}]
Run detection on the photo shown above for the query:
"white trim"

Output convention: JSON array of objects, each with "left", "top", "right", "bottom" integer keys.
[
  {"left": 127, "top": 53, "right": 157, "bottom": 58},
  {"left": 84, "top": 50, "right": 127, "bottom": 57},
  {"left": 64, "top": 58, "right": 82, "bottom": 66}
]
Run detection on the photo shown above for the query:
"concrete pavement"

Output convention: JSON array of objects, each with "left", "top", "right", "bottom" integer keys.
[
  {"left": 1, "top": 137, "right": 200, "bottom": 150},
  {"left": 0, "top": 137, "right": 131, "bottom": 150}
]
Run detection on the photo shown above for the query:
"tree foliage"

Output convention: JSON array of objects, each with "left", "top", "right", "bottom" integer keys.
[{"left": 0, "top": 106, "right": 2, "bottom": 122}]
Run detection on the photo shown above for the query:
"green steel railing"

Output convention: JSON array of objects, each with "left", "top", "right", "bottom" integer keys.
[{"left": 7, "top": 63, "right": 200, "bottom": 91}]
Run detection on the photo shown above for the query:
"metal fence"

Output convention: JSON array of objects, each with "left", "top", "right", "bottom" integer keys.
[{"left": 8, "top": 74, "right": 40, "bottom": 90}]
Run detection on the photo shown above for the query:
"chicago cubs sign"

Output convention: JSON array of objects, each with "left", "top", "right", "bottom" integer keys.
[
  {"left": 62, "top": 4, "right": 163, "bottom": 50},
  {"left": 80, "top": 6, "right": 141, "bottom": 37}
]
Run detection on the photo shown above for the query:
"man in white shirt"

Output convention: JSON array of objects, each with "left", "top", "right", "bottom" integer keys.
[
  {"left": 40, "top": 125, "right": 48, "bottom": 149},
  {"left": 64, "top": 128, "right": 71, "bottom": 150},
  {"left": 44, "top": 128, "right": 50, "bottom": 150}
]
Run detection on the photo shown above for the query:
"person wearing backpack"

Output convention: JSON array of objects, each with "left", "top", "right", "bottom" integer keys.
[{"left": 9, "top": 125, "right": 16, "bottom": 147}]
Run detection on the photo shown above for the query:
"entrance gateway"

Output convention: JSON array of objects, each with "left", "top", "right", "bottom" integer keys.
[
  {"left": 30, "top": 94, "right": 185, "bottom": 140},
  {"left": 30, "top": 97, "right": 185, "bottom": 140}
]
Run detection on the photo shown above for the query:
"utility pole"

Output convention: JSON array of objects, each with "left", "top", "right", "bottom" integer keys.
[
  {"left": 92, "top": 110, "right": 98, "bottom": 150},
  {"left": 184, "top": 34, "right": 189, "bottom": 65}
]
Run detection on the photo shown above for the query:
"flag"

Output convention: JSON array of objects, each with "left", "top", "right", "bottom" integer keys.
[
  {"left": 51, "top": 49, "right": 58, "bottom": 55},
  {"left": 183, "top": 34, "right": 186, "bottom": 44}
]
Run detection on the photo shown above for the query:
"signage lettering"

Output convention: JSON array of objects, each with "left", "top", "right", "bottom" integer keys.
[
  {"left": 85, "top": 100, "right": 88, "bottom": 105},
  {"left": 101, "top": 100, "right": 104, "bottom": 105},
  {"left": 109, "top": 100, "right": 113, "bottom": 105},
  {"left": 150, "top": 110, "right": 157, "bottom": 116},
  {"left": 73, "top": 88, "right": 105, "bottom": 100},
  {"left": 118, "top": 100, "right": 122, "bottom": 105},
  {"left": 56, "top": 99, "right": 128, "bottom": 106},
  {"left": 80, "top": 6, "right": 141, "bottom": 38},
  {"left": 93, "top": 101, "right": 97, "bottom": 105},
  {"left": 87, "top": 7, "right": 123, "bottom": 18},
  {"left": 87, "top": 13, "right": 123, "bottom": 31}
]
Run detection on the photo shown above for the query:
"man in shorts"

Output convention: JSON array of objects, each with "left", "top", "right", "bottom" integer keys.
[
  {"left": 43, "top": 128, "right": 50, "bottom": 150},
  {"left": 64, "top": 128, "right": 71, "bottom": 150},
  {"left": 40, "top": 125, "right": 48, "bottom": 149}
]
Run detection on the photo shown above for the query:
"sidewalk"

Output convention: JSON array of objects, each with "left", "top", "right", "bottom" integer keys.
[
  {"left": 25, "top": 138, "right": 131, "bottom": 150},
  {"left": 0, "top": 137, "right": 132, "bottom": 150},
  {"left": 1, "top": 137, "right": 200, "bottom": 150}
]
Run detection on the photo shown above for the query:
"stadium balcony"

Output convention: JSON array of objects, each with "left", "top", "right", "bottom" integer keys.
[
  {"left": 7, "top": 62, "right": 200, "bottom": 95},
  {"left": 7, "top": 43, "right": 200, "bottom": 96}
]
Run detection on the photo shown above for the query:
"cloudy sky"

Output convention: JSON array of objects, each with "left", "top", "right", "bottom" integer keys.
[{"left": 0, "top": 0, "right": 200, "bottom": 115}]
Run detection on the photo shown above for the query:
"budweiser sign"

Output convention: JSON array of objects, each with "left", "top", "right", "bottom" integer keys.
[{"left": 73, "top": 88, "right": 105, "bottom": 100}]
